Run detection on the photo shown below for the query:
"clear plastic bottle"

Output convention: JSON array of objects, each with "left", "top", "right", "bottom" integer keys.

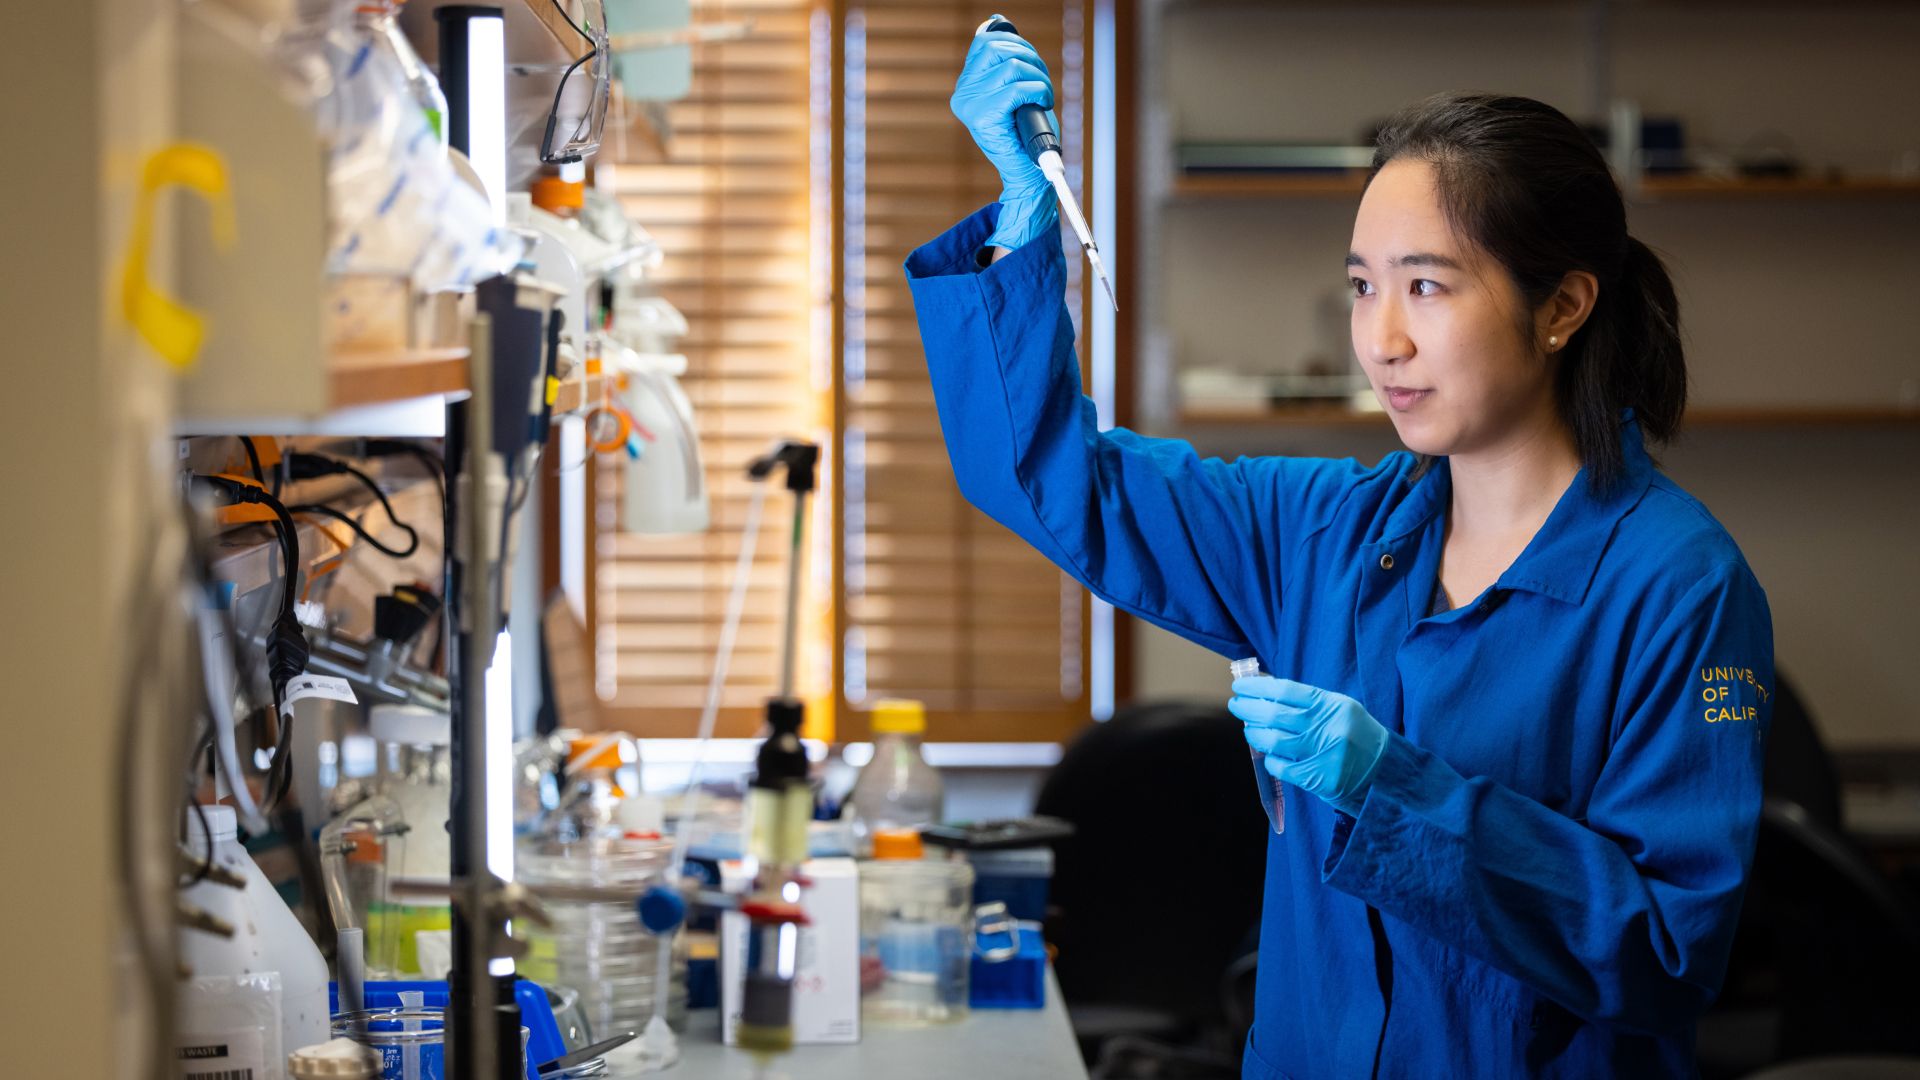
[
  {"left": 1232, "top": 658, "right": 1286, "bottom": 834},
  {"left": 356, "top": 0, "right": 449, "bottom": 146},
  {"left": 180, "top": 804, "right": 332, "bottom": 1066},
  {"left": 846, "top": 699, "right": 944, "bottom": 847},
  {"left": 549, "top": 734, "right": 632, "bottom": 841}
]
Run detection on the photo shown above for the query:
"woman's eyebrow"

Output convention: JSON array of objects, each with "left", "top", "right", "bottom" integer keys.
[{"left": 1345, "top": 252, "right": 1462, "bottom": 270}]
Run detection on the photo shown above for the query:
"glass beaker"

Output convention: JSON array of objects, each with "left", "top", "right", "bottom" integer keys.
[
  {"left": 332, "top": 1007, "right": 531, "bottom": 1080},
  {"left": 858, "top": 857, "right": 976, "bottom": 1026},
  {"left": 517, "top": 834, "right": 689, "bottom": 1042}
]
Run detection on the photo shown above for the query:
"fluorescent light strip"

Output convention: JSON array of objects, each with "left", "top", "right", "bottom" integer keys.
[{"left": 465, "top": 13, "right": 507, "bottom": 223}]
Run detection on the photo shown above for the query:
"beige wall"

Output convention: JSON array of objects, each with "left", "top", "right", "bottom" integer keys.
[{"left": 1132, "top": 3, "right": 1920, "bottom": 748}]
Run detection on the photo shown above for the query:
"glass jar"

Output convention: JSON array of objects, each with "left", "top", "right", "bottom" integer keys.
[{"left": 858, "top": 856, "right": 975, "bottom": 1026}]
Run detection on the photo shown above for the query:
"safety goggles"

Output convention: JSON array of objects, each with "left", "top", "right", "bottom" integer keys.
[{"left": 534, "top": 0, "right": 610, "bottom": 164}]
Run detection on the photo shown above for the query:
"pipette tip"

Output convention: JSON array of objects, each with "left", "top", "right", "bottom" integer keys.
[{"left": 1086, "top": 248, "right": 1118, "bottom": 311}]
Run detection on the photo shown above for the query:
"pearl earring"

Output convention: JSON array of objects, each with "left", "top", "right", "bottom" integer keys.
[{"left": 1548, "top": 335, "right": 1559, "bottom": 349}]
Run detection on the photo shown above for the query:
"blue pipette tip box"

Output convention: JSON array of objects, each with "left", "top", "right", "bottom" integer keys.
[{"left": 969, "top": 920, "right": 1047, "bottom": 1010}]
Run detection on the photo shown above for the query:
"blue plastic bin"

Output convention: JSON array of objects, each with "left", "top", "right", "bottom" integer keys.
[{"left": 967, "top": 847, "right": 1053, "bottom": 923}]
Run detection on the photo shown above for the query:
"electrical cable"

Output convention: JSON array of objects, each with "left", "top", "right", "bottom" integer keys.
[
  {"left": 289, "top": 502, "right": 421, "bottom": 559},
  {"left": 191, "top": 474, "right": 310, "bottom": 820},
  {"left": 240, "top": 436, "right": 265, "bottom": 488},
  {"left": 362, "top": 438, "right": 447, "bottom": 513},
  {"left": 286, "top": 452, "right": 422, "bottom": 559}
]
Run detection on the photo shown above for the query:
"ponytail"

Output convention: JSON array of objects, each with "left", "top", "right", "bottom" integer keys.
[
  {"left": 1370, "top": 93, "right": 1691, "bottom": 491},
  {"left": 1557, "top": 236, "right": 1687, "bottom": 488}
]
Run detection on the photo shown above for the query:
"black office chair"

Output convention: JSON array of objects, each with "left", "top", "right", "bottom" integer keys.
[
  {"left": 1699, "top": 674, "right": 1920, "bottom": 1078},
  {"left": 1035, "top": 700, "right": 1270, "bottom": 1076}
]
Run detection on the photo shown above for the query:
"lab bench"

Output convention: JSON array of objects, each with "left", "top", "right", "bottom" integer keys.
[{"left": 674, "top": 968, "right": 1089, "bottom": 1079}]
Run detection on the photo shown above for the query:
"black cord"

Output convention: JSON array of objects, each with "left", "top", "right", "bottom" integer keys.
[
  {"left": 552, "top": 0, "right": 588, "bottom": 39},
  {"left": 289, "top": 502, "right": 420, "bottom": 559},
  {"left": 286, "top": 453, "right": 422, "bottom": 560},
  {"left": 183, "top": 797, "right": 215, "bottom": 887},
  {"left": 239, "top": 437, "right": 265, "bottom": 488},
  {"left": 542, "top": 48, "right": 599, "bottom": 163},
  {"left": 191, "top": 475, "right": 307, "bottom": 703},
  {"left": 362, "top": 439, "right": 447, "bottom": 514}
]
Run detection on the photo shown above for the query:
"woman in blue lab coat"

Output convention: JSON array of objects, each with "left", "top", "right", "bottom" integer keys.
[{"left": 906, "top": 29, "right": 1774, "bottom": 1080}]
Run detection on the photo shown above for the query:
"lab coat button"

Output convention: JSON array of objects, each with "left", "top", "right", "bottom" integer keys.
[{"left": 1378, "top": 553, "right": 1395, "bottom": 571}]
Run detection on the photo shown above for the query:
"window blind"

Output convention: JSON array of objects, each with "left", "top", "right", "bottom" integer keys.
[{"left": 592, "top": 0, "right": 1093, "bottom": 743}]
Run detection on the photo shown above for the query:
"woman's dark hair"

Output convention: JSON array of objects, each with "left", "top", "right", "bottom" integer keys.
[{"left": 1367, "top": 92, "right": 1685, "bottom": 490}]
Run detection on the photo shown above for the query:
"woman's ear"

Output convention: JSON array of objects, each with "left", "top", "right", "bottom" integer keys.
[{"left": 1539, "top": 270, "right": 1599, "bottom": 353}]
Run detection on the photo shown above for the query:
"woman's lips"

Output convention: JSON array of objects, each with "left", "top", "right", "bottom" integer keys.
[{"left": 1385, "top": 387, "right": 1431, "bottom": 412}]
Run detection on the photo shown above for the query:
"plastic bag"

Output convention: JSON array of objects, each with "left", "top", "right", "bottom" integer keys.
[
  {"left": 281, "top": 9, "right": 526, "bottom": 288},
  {"left": 177, "top": 972, "right": 286, "bottom": 1080}
]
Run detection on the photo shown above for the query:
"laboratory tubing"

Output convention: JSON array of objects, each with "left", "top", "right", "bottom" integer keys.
[
  {"left": 859, "top": 849, "right": 977, "bottom": 1026},
  {"left": 1232, "top": 658, "right": 1286, "bottom": 834},
  {"left": 845, "top": 698, "right": 945, "bottom": 849},
  {"left": 180, "top": 804, "right": 331, "bottom": 1067}
]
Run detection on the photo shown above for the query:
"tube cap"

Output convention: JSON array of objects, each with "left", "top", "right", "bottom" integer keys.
[
  {"left": 186, "top": 804, "right": 238, "bottom": 844},
  {"left": 287, "top": 1038, "right": 381, "bottom": 1079},
  {"left": 567, "top": 733, "right": 632, "bottom": 772},
  {"left": 870, "top": 699, "right": 926, "bottom": 735},
  {"left": 871, "top": 828, "right": 924, "bottom": 860}
]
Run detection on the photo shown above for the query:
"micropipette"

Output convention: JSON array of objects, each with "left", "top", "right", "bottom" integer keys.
[{"left": 976, "top": 17, "right": 1118, "bottom": 312}]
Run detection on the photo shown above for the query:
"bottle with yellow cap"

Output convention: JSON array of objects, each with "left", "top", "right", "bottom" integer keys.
[{"left": 846, "top": 699, "right": 945, "bottom": 848}]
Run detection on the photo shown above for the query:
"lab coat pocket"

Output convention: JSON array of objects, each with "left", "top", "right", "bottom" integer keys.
[{"left": 1379, "top": 930, "right": 1537, "bottom": 1075}]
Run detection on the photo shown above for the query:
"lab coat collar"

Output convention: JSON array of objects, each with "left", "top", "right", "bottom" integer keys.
[{"left": 1379, "top": 410, "right": 1656, "bottom": 606}]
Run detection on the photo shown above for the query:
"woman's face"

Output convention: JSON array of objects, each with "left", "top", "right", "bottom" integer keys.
[{"left": 1347, "top": 159, "right": 1555, "bottom": 459}]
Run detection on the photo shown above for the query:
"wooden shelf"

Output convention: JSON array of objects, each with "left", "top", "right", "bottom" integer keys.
[
  {"left": 328, "top": 347, "right": 472, "bottom": 410},
  {"left": 1172, "top": 172, "right": 1920, "bottom": 202},
  {"left": 553, "top": 370, "right": 608, "bottom": 415},
  {"left": 1182, "top": 403, "right": 1389, "bottom": 426},
  {"left": 1173, "top": 172, "right": 1366, "bottom": 199},
  {"left": 1638, "top": 175, "right": 1920, "bottom": 199},
  {"left": 1179, "top": 404, "right": 1920, "bottom": 428}
]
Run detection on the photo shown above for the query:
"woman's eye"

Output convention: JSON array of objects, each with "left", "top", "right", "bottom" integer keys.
[
  {"left": 1350, "top": 277, "right": 1373, "bottom": 298},
  {"left": 1411, "top": 279, "right": 1442, "bottom": 297}
]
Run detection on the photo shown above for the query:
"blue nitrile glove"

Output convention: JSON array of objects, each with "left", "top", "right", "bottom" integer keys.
[
  {"left": 949, "top": 21, "right": 1060, "bottom": 252},
  {"left": 1229, "top": 676, "right": 1392, "bottom": 817}
]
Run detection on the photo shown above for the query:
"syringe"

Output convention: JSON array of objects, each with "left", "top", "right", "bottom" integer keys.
[{"left": 976, "top": 17, "right": 1118, "bottom": 312}]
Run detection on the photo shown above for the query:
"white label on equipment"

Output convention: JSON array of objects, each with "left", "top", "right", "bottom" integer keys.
[
  {"left": 280, "top": 673, "right": 358, "bottom": 718},
  {"left": 178, "top": 1027, "right": 264, "bottom": 1080}
]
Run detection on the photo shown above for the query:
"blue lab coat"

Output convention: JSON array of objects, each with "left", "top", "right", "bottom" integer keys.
[{"left": 904, "top": 206, "right": 1775, "bottom": 1078}]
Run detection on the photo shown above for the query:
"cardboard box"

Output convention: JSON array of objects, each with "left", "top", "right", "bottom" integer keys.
[{"left": 721, "top": 857, "right": 860, "bottom": 1045}]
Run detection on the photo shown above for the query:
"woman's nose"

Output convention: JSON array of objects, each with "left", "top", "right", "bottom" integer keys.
[{"left": 1355, "top": 301, "right": 1413, "bottom": 367}]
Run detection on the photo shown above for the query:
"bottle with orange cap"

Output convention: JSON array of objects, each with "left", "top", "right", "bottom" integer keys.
[
  {"left": 530, "top": 173, "right": 587, "bottom": 221},
  {"left": 845, "top": 699, "right": 945, "bottom": 850},
  {"left": 548, "top": 732, "right": 638, "bottom": 842}
]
